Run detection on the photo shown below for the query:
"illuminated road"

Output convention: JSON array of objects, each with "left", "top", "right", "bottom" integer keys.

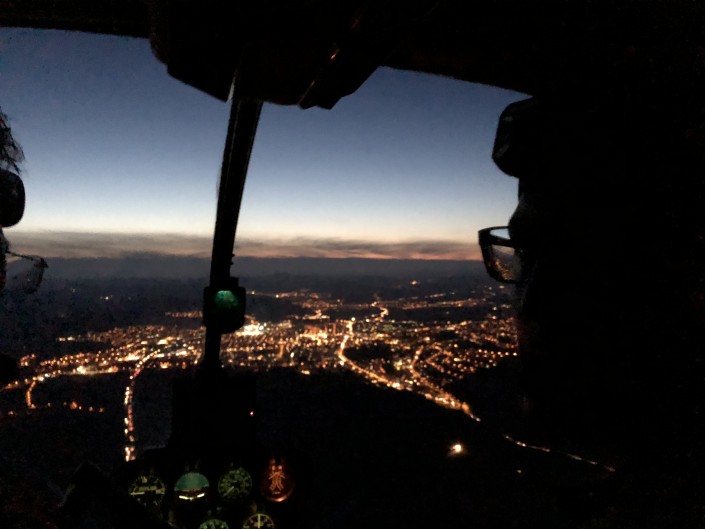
[
  {"left": 371, "top": 301, "right": 389, "bottom": 320},
  {"left": 336, "top": 322, "right": 478, "bottom": 418},
  {"left": 123, "top": 348, "right": 191, "bottom": 461},
  {"left": 335, "top": 320, "right": 613, "bottom": 474},
  {"left": 21, "top": 368, "right": 124, "bottom": 411}
]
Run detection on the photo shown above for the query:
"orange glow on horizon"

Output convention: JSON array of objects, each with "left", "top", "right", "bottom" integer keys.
[{"left": 9, "top": 230, "right": 483, "bottom": 261}]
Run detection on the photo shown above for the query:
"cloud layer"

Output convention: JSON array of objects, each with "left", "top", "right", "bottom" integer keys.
[{"left": 7, "top": 231, "right": 481, "bottom": 261}]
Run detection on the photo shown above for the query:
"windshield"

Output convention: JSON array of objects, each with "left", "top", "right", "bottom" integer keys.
[{"left": 0, "top": 28, "right": 574, "bottom": 529}]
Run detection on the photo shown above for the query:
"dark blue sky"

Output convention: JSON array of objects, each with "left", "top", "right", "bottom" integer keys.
[{"left": 1, "top": 28, "right": 524, "bottom": 259}]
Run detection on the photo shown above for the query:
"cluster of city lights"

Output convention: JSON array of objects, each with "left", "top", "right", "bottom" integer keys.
[{"left": 1, "top": 285, "right": 523, "bottom": 462}]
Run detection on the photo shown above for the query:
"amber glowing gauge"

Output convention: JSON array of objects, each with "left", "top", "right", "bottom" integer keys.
[
  {"left": 128, "top": 472, "right": 166, "bottom": 509},
  {"left": 260, "top": 457, "right": 294, "bottom": 503},
  {"left": 218, "top": 467, "right": 253, "bottom": 502},
  {"left": 242, "top": 513, "right": 275, "bottom": 529},
  {"left": 199, "top": 518, "right": 230, "bottom": 529}
]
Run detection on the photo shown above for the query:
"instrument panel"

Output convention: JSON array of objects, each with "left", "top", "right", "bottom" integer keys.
[{"left": 122, "top": 452, "right": 296, "bottom": 529}]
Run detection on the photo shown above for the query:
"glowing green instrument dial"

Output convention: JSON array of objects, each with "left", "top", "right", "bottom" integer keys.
[
  {"left": 218, "top": 467, "right": 253, "bottom": 502},
  {"left": 199, "top": 519, "right": 230, "bottom": 529},
  {"left": 242, "top": 513, "right": 275, "bottom": 529},
  {"left": 128, "top": 472, "right": 166, "bottom": 509},
  {"left": 174, "top": 471, "right": 210, "bottom": 502}
]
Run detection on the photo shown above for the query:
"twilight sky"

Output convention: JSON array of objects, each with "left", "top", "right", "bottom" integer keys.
[{"left": 0, "top": 28, "right": 524, "bottom": 259}]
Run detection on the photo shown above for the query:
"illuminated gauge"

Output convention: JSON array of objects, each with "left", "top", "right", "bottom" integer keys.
[
  {"left": 128, "top": 472, "right": 166, "bottom": 509},
  {"left": 199, "top": 518, "right": 230, "bottom": 529},
  {"left": 218, "top": 467, "right": 253, "bottom": 502},
  {"left": 260, "top": 457, "right": 294, "bottom": 503},
  {"left": 174, "top": 471, "right": 210, "bottom": 502},
  {"left": 242, "top": 513, "right": 275, "bottom": 529}
]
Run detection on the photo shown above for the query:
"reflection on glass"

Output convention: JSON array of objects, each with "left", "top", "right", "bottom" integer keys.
[{"left": 478, "top": 226, "right": 521, "bottom": 283}]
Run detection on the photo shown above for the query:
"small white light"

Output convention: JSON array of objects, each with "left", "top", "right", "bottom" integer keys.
[{"left": 449, "top": 443, "right": 466, "bottom": 456}]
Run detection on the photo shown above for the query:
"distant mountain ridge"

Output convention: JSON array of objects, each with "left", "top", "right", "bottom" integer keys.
[{"left": 43, "top": 256, "right": 485, "bottom": 279}]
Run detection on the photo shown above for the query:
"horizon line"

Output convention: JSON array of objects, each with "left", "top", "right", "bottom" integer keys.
[
  {"left": 44, "top": 254, "right": 484, "bottom": 262},
  {"left": 7, "top": 230, "right": 482, "bottom": 261}
]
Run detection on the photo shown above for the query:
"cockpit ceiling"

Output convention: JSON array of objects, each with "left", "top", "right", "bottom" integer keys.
[{"left": 2, "top": 0, "right": 704, "bottom": 107}]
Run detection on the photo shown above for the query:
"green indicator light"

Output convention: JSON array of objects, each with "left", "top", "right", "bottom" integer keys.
[
  {"left": 214, "top": 290, "right": 239, "bottom": 310},
  {"left": 203, "top": 282, "right": 246, "bottom": 333}
]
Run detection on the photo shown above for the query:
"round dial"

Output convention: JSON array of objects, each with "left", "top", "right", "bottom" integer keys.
[
  {"left": 218, "top": 467, "right": 253, "bottom": 502},
  {"left": 199, "top": 519, "right": 230, "bottom": 529},
  {"left": 128, "top": 472, "right": 166, "bottom": 509},
  {"left": 174, "top": 471, "right": 210, "bottom": 502},
  {"left": 242, "top": 513, "right": 275, "bottom": 529}
]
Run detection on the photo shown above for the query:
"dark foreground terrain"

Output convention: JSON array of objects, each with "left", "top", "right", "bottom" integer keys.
[{"left": 1, "top": 368, "right": 615, "bottom": 529}]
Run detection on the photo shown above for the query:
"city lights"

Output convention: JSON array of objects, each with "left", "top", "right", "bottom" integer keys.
[{"left": 0, "top": 284, "right": 520, "bottom": 460}]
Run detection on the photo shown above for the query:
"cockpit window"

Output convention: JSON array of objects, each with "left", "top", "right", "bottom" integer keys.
[{"left": 1, "top": 28, "right": 538, "bottom": 529}]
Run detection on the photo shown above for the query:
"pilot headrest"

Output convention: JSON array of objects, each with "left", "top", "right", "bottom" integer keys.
[
  {"left": 492, "top": 97, "right": 624, "bottom": 183},
  {"left": 0, "top": 167, "right": 25, "bottom": 227},
  {"left": 492, "top": 96, "right": 699, "bottom": 193}
]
